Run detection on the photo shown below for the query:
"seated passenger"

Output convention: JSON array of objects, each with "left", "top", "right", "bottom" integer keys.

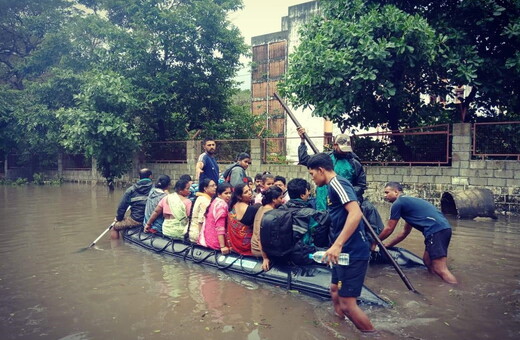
[
  {"left": 180, "top": 174, "right": 197, "bottom": 203},
  {"left": 253, "top": 173, "right": 275, "bottom": 205},
  {"left": 143, "top": 175, "right": 171, "bottom": 234},
  {"left": 198, "top": 182, "right": 233, "bottom": 254},
  {"left": 251, "top": 186, "right": 284, "bottom": 270},
  {"left": 187, "top": 178, "right": 217, "bottom": 243},
  {"left": 144, "top": 179, "right": 192, "bottom": 239},
  {"left": 228, "top": 183, "right": 260, "bottom": 256},
  {"left": 284, "top": 179, "right": 331, "bottom": 263},
  {"left": 112, "top": 168, "right": 154, "bottom": 239},
  {"left": 261, "top": 178, "right": 330, "bottom": 265},
  {"left": 274, "top": 175, "right": 290, "bottom": 203}
]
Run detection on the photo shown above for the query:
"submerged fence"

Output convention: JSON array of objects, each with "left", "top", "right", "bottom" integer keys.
[{"left": 473, "top": 121, "right": 520, "bottom": 160}]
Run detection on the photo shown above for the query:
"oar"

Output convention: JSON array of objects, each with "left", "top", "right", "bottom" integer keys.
[
  {"left": 361, "top": 214, "right": 417, "bottom": 293},
  {"left": 76, "top": 221, "right": 116, "bottom": 253},
  {"left": 275, "top": 91, "right": 418, "bottom": 292}
]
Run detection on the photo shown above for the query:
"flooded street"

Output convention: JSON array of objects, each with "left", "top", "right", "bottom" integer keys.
[{"left": 0, "top": 184, "right": 519, "bottom": 339}]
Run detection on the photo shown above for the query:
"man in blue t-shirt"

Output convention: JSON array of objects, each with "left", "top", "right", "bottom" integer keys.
[
  {"left": 195, "top": 138, "right": 219, "bottom": 185},
  {"left": 307, "top": 153, "right": 374, "bottom": 333},
  {"left": 377, "top": 182, "right": 458, "bottom": 284}
]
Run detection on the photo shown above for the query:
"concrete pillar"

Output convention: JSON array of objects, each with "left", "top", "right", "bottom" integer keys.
[
  {"left": 57, "top": 153, "right": 63, "bottom": 178},
  {"left": 91, "top": 157, "right": 99, "bottom": 182},
  {"left": 451, "top": 123, "right": 472, "bottom": 186},
  {"left": 250, "top": 139, "right": 262, "bottom": 166},
  {"left": 186, "top": 140, "right": 200, "bottom": 177},
  {"left": 4, "top": 154, "right": 8, "bottom": 179}
]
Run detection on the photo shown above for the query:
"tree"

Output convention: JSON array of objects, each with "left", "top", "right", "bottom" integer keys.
[
  {"left": 0, "top": 0, "right": 71, "bottom": 90},
  {"left": 58, "top": 70, "right": 141, "bottom": 186},
  {"left": 200, "top": 89, "right": 267, "bottom": 139},
  {"left": 75, "top": 0, "right": 248, "bottom": 141},
  {"left": 280, "top": 0, "right": 520, "bottom": 158}
]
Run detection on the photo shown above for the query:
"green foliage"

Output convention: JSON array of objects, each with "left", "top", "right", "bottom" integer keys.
[
  {"left": 280, "top": 0, "right": 520, "bottom": 130},
  {"left": 14, "top": 177, "right": 29, "bottom": 186},
  {"left": 58, "top": 70, "right": 141, "bottom": 182},
  {"left": 200, "top": 89, "right": 267, "bottom": 140},
  {"left": 32, "top": 172, "right": 45, "bottom": 185},
  {"left": 1, "top": 0, "right": 248, "bottom": 181}
]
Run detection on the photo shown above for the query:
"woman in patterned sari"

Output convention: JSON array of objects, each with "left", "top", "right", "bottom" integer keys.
[{"left": 227, "top": 183, "right": 260, "bottom": 256}]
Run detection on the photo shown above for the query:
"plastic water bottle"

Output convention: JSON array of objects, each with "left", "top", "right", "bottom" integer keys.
[{"left": 309, "top": 251, "right": 349, "bottom": 266}]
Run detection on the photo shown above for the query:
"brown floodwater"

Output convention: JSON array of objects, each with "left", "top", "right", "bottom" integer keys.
[{"left": 0, "top": 183, "right": 519, "bottom": 340}]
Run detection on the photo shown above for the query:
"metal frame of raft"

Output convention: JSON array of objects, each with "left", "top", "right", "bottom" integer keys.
[{"left": 122, "top": 227, "right": 424, "bottom": 308}]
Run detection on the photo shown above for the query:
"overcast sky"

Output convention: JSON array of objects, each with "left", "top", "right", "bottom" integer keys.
[{"left": 228, "top": 0, "right": 308, "bottom": 89}]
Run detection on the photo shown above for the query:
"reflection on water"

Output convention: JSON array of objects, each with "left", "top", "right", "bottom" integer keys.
[{"left": 0, "top": 184, "right": 519, "bottom": 339}]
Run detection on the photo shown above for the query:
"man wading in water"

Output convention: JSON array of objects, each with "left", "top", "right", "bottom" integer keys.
[
  {"left": 307, "top": 153, "right": 375, "bottom": 333},
  {"left": 377, "top": 182, "right": 458, "bottom": 284}
]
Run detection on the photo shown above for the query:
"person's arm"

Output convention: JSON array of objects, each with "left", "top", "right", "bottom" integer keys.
[
  {"left": 195, "top": 154, "right": 205, "bottom": 180},
  {"left": 144, "top": 204, "right": 164, "bottom": 233},
  {"left": 297, "top": 127, "right": 311, "bottom": 165},
  {"left": 259, "top": 245, "right": 270, "bottom": 271},
  {"left": 324, "top": 201, "right": 363, "bottom": 264},
  {"left": 378, "top": 219, "right": 399, "bottom": 242},
  {"left": 384, "top": 222, "right": 413, "bottom": 248},
  {"left": 351, "top": 160, "right": 367, "bottom": 200},
  {"left": 115, "top": 188, "right": 131, "bottom": 221}
]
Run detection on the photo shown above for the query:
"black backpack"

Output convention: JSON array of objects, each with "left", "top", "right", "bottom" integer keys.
[{"left": 260, "top": 207, "right": 297, "bottom": 257}]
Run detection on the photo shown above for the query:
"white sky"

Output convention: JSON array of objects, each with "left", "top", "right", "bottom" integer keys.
[{"left": 228, "top": 0, "right": 308, "bottom": 89}]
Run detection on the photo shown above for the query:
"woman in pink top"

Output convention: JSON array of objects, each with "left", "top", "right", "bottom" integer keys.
[{"left": 198, "top": 182, "right": 233, "bottom": 254}]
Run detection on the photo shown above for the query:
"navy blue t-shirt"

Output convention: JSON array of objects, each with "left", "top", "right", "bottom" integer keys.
[
  {"left": 327, "top": 176, "right": 370, "bottom": 260},
  {"left": 199, "top": 153, "right": 219, "bottom": 185},
  {"left": 390, "top": 195, "right": 451, "bottom": 237}
]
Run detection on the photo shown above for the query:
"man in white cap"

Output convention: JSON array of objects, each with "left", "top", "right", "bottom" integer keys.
[
  {"left": 297, "top": 128, "right": 366, "bottom": 211},
  {"left": 297, "top": 128, "right": 384, "bottom": 245}
]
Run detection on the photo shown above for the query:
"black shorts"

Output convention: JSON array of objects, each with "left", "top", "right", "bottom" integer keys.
[
  {"left": 331, "top": 260, "right": 369, "bottom": 298},
  {"left": 424, "top": 228, "right": 452, "bottom": 260}
]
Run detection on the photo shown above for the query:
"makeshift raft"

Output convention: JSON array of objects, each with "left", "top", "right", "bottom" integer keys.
[{"left": 122, "top": 227, "right": 424, "bottom": 308}]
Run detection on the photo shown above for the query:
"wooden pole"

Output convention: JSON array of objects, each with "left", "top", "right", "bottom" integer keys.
[{"left": 273, "top": 92, "right": 320, "bottom": 154}]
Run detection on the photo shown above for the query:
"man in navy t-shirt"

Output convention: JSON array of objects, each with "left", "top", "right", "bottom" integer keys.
[
  {"left": 195, "top": 138, "right": 219, "bottom": 185},
  {"left": 377, "top": 182, "right": 458, "bottom": 284},
  {"left": 307, "top": 153, "right": 374, "bottom": 333}
]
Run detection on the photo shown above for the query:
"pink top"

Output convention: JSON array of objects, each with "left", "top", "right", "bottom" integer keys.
[
  {"left": 158, "top": 195, "right": 192, "bottom": 217},
  {"left": 198, "top": 197, "right": 229, "bottom": 250}
]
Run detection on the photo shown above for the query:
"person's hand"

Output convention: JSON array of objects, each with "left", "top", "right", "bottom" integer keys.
[
  {"left": 370, "top": 242, "right": 377, "bottom": 251},
  {"left": 324, "top": 244, "right": 342, "bottom": 266},
  {"left": 144, "top": 224, "right": 151, "bottom": 233},
  {"left": 261, "top": 258, "right": 270, "bottom": 271},
  {"left": 220, "top": 246, "right": 230, "bottom": 255},
  {"left": 297, "top": 127, "right": 306, "bottom": 139}
]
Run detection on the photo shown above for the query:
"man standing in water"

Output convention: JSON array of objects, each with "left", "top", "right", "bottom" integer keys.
[
  {"left": 196, "top": 138, "right": 219, "bottom": 185},
  {"left": 377, "top": 182, "right": 458, "bottom": 284},
  {"left": 111, "top": 168, "right": 154, "bottom": 239},
  {"left": 307, "top": 153, "right": 375, "bottom": 333}
]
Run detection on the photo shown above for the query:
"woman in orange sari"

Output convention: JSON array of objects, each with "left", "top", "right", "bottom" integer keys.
[{"left": 227, "top": 183, "right": 260, "bottom": 256}]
